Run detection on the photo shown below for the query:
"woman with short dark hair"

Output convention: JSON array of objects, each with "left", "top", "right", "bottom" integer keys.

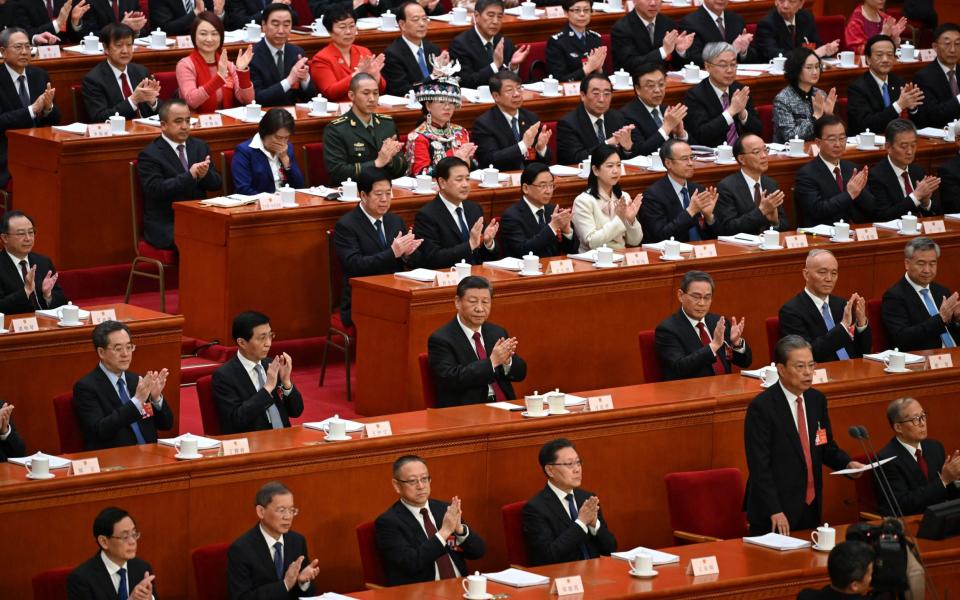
[
  {"left": 772, "top": 47, "right": 836, "bottom": 142},
  {"left": 309, "top": 6, "right": 386, "bottom": 101},
  {"left": 231, "top": 108, "right": 305, "bottom": 195}
]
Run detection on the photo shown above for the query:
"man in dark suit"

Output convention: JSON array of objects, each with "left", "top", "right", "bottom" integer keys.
[
  {"left": 937, "top": 138, "right": 960, "bottom": 214},
  {"left": 427, "top": 276, "right": 526, "bottom": 408},
  {"left": 227, "top": 481, "right": 320, "bottom": 599},
  {"left": 0, "top": 401, "right": 26, "bottom": 462},
  {"left": 81, "top": 23, "right": 160, "bottom": 123},
  {"left": 796, "top": 541, "right": 875, "bottom": 600},
  {"left": 683, "top": 42, "right": 761, "bottom": 147},
  {"left": 449, "top": 0, "right": 529, "bottom": 89},
  {"left": 249, "top": 4, "right": 316, "bottom": 107},
  {"left": 72, "top": 320, "right": 175, "bottom": 451},
  {"left": 639, "top": 139, "right": 718, "bottom": 243},
  {"left": 0, "top": 28, "right": 60, "bottom": 189},
  {"left": 382, "top": 1, "right": 442, "bottom": 96},
  {"left": 611, "top": 0, "right": 693, "bottom": 73},
  {"left": 875, "top": 398, "right": 960, "bottom": 517},
  {"left": 522, "top": 438, "right": 617, "bottom": 566},
  {"left": 68, "top": 507, "right": 157, "bottom": 600},
  {"left": 212, "top": 311, "right": 304, "bottom": 434},
  {"left": 0, "top": 210, "right": 68, "bottom": 314},
  {"left": 557, "top": 73, "right": 636, "bottom": 164},
  {"left": 754, "top": 0, "right": 837, "bottom": 62},
  {"left": 913, "top": 23, "right": 960, "bottom": 129},
  {"left": 744, "top": 335, "right": 863, "bottom": 535},
  {"left": 308, "top": 0, "right": 382, "bottom": 20},
  {"left": 794, "top": 115, "right": 875, "bottom": 227},
  {"left": 545, "top": 0, "right": 605, "bottom": 82},
  {"left": 334, "top": 167, "right": 422, "bottom": 326},
  {"left": 225, "top": 0, "right": 297, "bottom": 30},
  {"left": 410, "top": 157, "right": 499, "bottom": 268},
  {"left": 137, "top": 98, "right": 221, "bottom": 250},
  {"left": 499, "top": 162, "right": 578, "bottom": 258},
  {"left": 679, "top": 0, "right": 756, "bottom": 65},
  {"left": 13, "top": 0, "right": 88, "bottom": 43},
  {"left": 472, "top": 71, "right": 551, "bottom": 171},
  {"left": 715, "top": 133, "right": 788, "bottom": 235},
  {"left": 881, "top": 237, "right": 960, "bottom": 351},
  {"left": 865, "top": 119, "right": 941, "bottom": 222},
  {"left": 149, "top": 0, "right": 220, "bottom": 35},
  {"left": 655, "top": 270, "right": 752, "bottom": 381},
  {"left": 375, "top": 455, "right": 486, "bottom": 585},
  {"left": 846, "top": 35, "right": 923, "bottom": 136},
  {"left": 80, "top": 0, "right": 148, "bottom": 37},
  {"left": 620, "top": 62, "right": 688, "bottom": 157},
  {"left": 779, "top": 249, "right": 872, "bottom": 363}
]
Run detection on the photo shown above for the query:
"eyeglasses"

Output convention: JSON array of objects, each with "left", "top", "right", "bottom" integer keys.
[
  {"left": 682, "top": 292, "right": 713, "bottom": 303},
  {"left": 107, "top": 343, "right": 136, "bottom": 354},
  {"left": 5, "top": 43, "right": 32, "bottom": 52},
  {"left": 110, "top": 530, "right": 141, "bottom": 542},
  {"left": 530, "top": 182, "right": 555, "bottom": 190},
  {"left": 4, "top": 228, "right": 35, "bottom": 237},
  {"left": 897, "top": 413, "right": 927, "bottom": 426},
  {"left": 639, "top": 81, "right": 667, "bottom": 90},
  {"left": 549, "top": 459, "right": 583, "bottom": 469},
  {"left": 267, "top": 506, "right": 300, "bottom": 517},
  {"left": 707, "top": 61, "right": 738, "bottom": 71},
  {"left": 588, "top": 90, "right": 613, "bottom": 98},
  {"left": 395, "top": 476, "right": 432, "bottom": 486},
  {"left": 567, "top": 7, "right": 591, "bottom": 14}
]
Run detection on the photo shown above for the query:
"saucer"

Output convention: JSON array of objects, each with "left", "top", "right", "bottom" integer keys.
[
  {"left": 812, "top": 544, "right": 834, "bottom": 552},
  {"left": 715, "top": 158, "right": 737, "bottom": 165},
  {"left": 829, "top": 236, "right": 854, "bottom": 243},
  {"left": 175, "top": 452, "right": 203, "bottom": 460},
  {"left": 478, "top": 183, "right": 501, "bottom": 189},
  {"left": 540, "top": 92, "right": 562, "bottom": 98},
  {"left": 0, "top": 328, "right": 8, "bottom": 334},
  {"left": 27, "top": 472, "right": 56, "bottom": 480},
  {"left": 758, "top": 244, "right": 783, "bottom": 251},
  {"left": 659, "top": 254, "right": 684, "bottom": 261},
  {"left": 520, "top": 411, "right": 550, "bottom": 418},
  {"left": 857, "top": 145, "right": 877, "bottom": 151},
  {"left": 549, "top": 408, "right": 571, "bottom": 415},
  {"left": 787, "top": 152, "right": 809, "bottom": 158},
  {"left": 592, "top": 262, "right": 618, "bottom": 269},
  {"left": 281, "top": 202, "right": 299, "bottom": 208},
  {"left": 898, "top": 229, "right": 921, "bottom": 236},
  {"left": 629, "top": 569, "right": 658, "bottom": 578},
  {"left": 518, "top": 270, "right": 543, "bottom": 277},
  {"left": 645, "top": 166, "right": 667, "bottom": 172},
  {"left": 884, "top": 366, "right": 911, "bottom": 374},
  {"left": 463, "top": 593, "right": 493, "bottom": 600},
  {"left": 57, "top": 320, "right": 85, "bottom": 327},
  {"left": 324, "top": 434, "right": 352, "bottom": 442}
]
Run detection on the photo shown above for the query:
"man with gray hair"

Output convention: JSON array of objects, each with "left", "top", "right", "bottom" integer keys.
[
  {"left": 682, "top": 41, "right": 762, "bottom": 148},
  {"left": 881, "top": 237, "right": 960, "bottom": 350},
  {"left": 875, "top": 397, "right": 960, "bottom": 516},
  {"left": 744, "top": 335, "right": 863, "bottom": 535},
  {"left": 865, "top": 119, "right": 941, "bottom": 222},
  {"left": 779, "top": 249, "right": 871, "bottom": 363},
  {"left": 323, "top": 73, "right": 407, "bottom": 186}
]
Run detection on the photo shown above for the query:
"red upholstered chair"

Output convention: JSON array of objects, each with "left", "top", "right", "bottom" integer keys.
[
  {"left": 180, "top": 338, "right": 223, "bottom": 385},
  {"left": 319, "top": 229, "right": 355, "bottom": 400},
  {"left": 745, "top": 22, "right": 757, "bottom": 36},
  {"left": 196, "top": 375, "right": 221, "bottom": 436},
  {"left": 138, "top": 0, "right": 149, "bottom": 18},
  {"left": 517, "top": 40, "right": 548, "bottom": 83},
  {"left": 836, "top": 96, "right": 848, "bottom": 122},
  {"left": 765, "top": 316, "right": 780, "bottom": 361},
  {"left": 866, "top": 299, "right": 888, "bottom": 352},
  {"left": 543, "top": 121, "right": 557, "bottom": 165},
  {"left": 70, "top": 83, "right": 90, "bottom": 123},
  {"left": 637, "top": 329, "right": 662, "bottom": 383},
  {"left": 154, "top": 71, "right": 179, "bottom": 102},
  {"left": 302, "top": 142, "right": 329, "bottom": 187},
  {"left": 191, "top": 543, "right": 230, "bottom": 600},
  {"left": 419, "top": 352, "right": 438, "bottom": 409},
  {"left": 53, "top": 392, "right": 84, "bottom": 454},
  {"left": 356, "top": 521, "right": 388, "bottom": 589},
  {"left": 32, "top": 567, "right": 72, "bottom": 600},
  {"left": 815, "top": 15, "right": 845, "bottom": 46},
  {"left": 757, "top": 103, "right": 774, "bottom": 143},
  {"left": 600, "top": 34, "right": 613, "bottom": 73},
  {"left": 125, "top": 160, "right": 176, "bottom": 312},
  {"left": 664, "top": 467, "right": 747, "bottom": 543},
  {"left": 290, "top": 0, "right": 312, "bottom": 25},
  {"left": 219, "top": 149, "right": 235, "bottom": 195},
  {"left": 501, "top": 500, "right": 530, "bottom": 567}
]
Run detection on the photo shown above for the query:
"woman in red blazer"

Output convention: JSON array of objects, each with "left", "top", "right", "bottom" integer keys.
[{"left": 309, "top": 6, "right": 386, "bottom": 101}]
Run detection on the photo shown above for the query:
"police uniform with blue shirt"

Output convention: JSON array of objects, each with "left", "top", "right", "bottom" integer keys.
[{"left": 545, "top": 24, "right": 604, "bottom": 82}]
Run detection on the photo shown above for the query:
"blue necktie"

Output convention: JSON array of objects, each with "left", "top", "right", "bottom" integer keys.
[
  {"left": 456, "top": 206, "right": 470, "bottom": 243},
  {"left": 821, "top": 301, "right": 850, "bottom": 360},
  {"left": 375, "top": 219, "right": 388, "bottom": 249},
  {"left": 537, "top": 208, "right": 546, "bottom": 227},
  {"left": 117, "top": 567, "right": 129, "bottom": 600},
  {"left": 417, "top": 47, "right": 429, "bottom": 78},
  {"left": 919, "top": 288, "right": 957, "bottom": 348},
  {"left": 511, "top": 117, "right": 521, "bottom": 142},
  {"left": 117, "top": 377, "right": 146, "bottom": 445},
  {"left": 565, "top": 493, "right": 591, "bottom": 559},
  {"left": 256, "top": 364, "right": 284, "bottom": 429},
  {"left": 273, "top": 541, "right": 284, "bottom": 580},
  {"left": 681, "top": 187, "right": 701, "bottom": 241},
  {"left": 881, "top": 82, "right": 891, "bottom": 108}
]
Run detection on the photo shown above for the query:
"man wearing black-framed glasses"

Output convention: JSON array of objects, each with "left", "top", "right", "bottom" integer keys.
[
  {"left": 68, "top": 506, "right": 157, "bottom": 599},
  {"left": 0, "top": 209, "right": 68, "bottom": 314}
]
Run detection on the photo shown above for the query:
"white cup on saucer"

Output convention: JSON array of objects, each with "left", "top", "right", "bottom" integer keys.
[
  {"left": 899, "top": 42, "right": 915, "bottom": 61},
  {"left": 109, "top": 113, "right": 126, "bottom": 135},
  {"left": 811, "top": 523, "right": 836, "bottom": 550},
  {"left": 613, "top": 69, "right": 630, "bottom": 88},
  {"left": 716, "top": 143, "right": 733, "bottom": 162},
  {"left": 477, "top": 85, "right": 494, "bottom": 102},
  {"left": 769, "top": 53, "right": 786, "bottom": 74},
  {"left": 595, "top": 245, "right": 614, "bottom": 267},
  {"left": 759, "top": 363, "right": 779, "bottom": 387},
  {"left": 661, "top": 238, "right": 681, "bottom": 260},
  {"left": 579, "top": 157, "right": 591, "bottom": 178},
  {"left": 341, "top": 178, "right": 358, "bottom": 200},
  {"left": 59, "top": 303, "right": 81, "bottom": 325},
  {"left": 176, "top": 435, "right": 199, "bottom": 457},
  {"left": 415, "top": 174, "right": 434, "bottom": 194},
  {"left": 327, "top": 418, "right": 347, "bottom": 439},
  {"left": 310, "top": 18, "right": 328, "bottom": 35},
  {"left": 244, "top": 21, "right": 261, "bottom": 42},
  {"left": 541, "top": 76, "right": 559, "bottom": 96},
  {"left": 380, "top": 10, "right": 398, "bottom": 29},
  {"left": 839, "top": 51, "right": 856, "bottom": 67},
  {"left": 83, "top": 33, "right": 100, "bottom": 53},
  {"left": 900, "top": 212, "right": 918, "bottom": 234},
  {"left": 520, "top": 1, "right": 536, "bottom": 18},
  {"left": 762, "top": 229, "right": 780, "bottom": 249},
  {"left": 482, "top": 165, "right": 499, "bottom": 187},
  {"left": 451, "top": 260, "right": 471, "bottom": 281},
  {"left": 789, "top": 138, "right": 805, "bottom": 156},
  {"left": 545, "top": 390, "right": 566, "bottom": 413},
  {"left": 451, "top": 6, "right": 469, "bottom": 24},
  {"left": 245, "top": 103, "right": 261, "bottom": 121},
  {"left": 858, "top": 129, "right": 875, "bottom": 150},
  {"left": 683, "top": 63, "right": 700, "bottom": 83},
  {"left": 462, "top": 572, "right": 488, "bottom": 598},
  {"left": 311, "top": 95, "right": 328, "bottom": 113},
  {"left": 946, "top": 121, "right": 958, "bottom": 142},
  {"left": 525, "top": 393, "right": 547, "bottom": 416},
  {"left": 26, "top": 456, "right": 50, "bottom": 478},
  {"left": 833, "top": 220, "right": 850, "bottom": 241},
  {"left": 630, "top": 551, "right": 654, "bottom": 574},
  {"left": 649, "top": 152, "right": 664, "bottom": 170},
  {"left": 279, "top": 185, "right": 296, "bottom": 206},
  {"left": 884, "top": 349, "right": 906, "bottom": 371},
  {"left": 522, "top": 252, "right": 540, "bottom": 274}
]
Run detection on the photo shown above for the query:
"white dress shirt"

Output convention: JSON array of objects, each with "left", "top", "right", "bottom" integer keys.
[
  {"left": 523, "top": 197, "right": 573, "bottom": 239},
  {"left": 869, "top": 71, "right": 904, "bottom": 115},
  {"left": 5, "top": 251, "right": 29, "bottom": 281},
  {"left": 249, "top": 133, "right": 284, "bottom": 190},
  {"left": 5, "top": 64, "right": 35, "bottom": 119},
  {"left": 259, "top": 525, "right": 310, "bottom": 591},
  {"left": 107, "top": 60, "right": 153, "bottom": 111},
  {"left": 779, "top": 381, "right": 803, "bottom": 431},
  {"left": 439, "top": 194, "right": 495, "bottom": 250},
  {"left": 456, "top": 314, "right": 510, "bottom": 398},
  {"left": 546, "top": 479, "right": 601, "bottom": 535},
  {"left": 399, "top": 498, "right": 467, "bottom": 579},
  {"left": 264, "top": 40, "right": 311, "bottom": 91},
  {"left": 886, "top": 156, "right": 928, "bottom": 209}
]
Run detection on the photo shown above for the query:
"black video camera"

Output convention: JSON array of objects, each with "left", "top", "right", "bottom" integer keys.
[{"left": 846, "top": 518, "right": 909, "bottom": 598}]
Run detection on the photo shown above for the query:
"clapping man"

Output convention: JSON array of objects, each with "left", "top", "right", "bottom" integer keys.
[
  {"left": 0, "top": 210, "right": 68, "bottom": 314},
  {"left": 557, "top": 72, "right": 635, "bottom": 164},
  {"left": 473, "top": 71, "right": 552, "bottom": 170},
  {"left": 68, "top": 507, "right": 157, "bottom": 600},
  {"left": 846, "top": 34, "right": 923, "bottom": 135},
  {"left": 81, "top": 23, "right": 160, "bottom": 122},
  {"left": 621, "top": 62, "right": 688, "bottom": 156},
  {"left": 680, "top": 0, "right": 756, "bottom": 65},
  {"left": 449, "top": 0, "right": 530, "bottom": 89},
  {"left": 611, "top": 0, "right": 694, "bottom": 72},
  {"left": 249, "top": 4, "right": 317, "bottom": 107},
  {"left": 14, "top": 0, "right": 90, "bottom": 44},
  {"left": 150, "top": 0, "right": 225, "bottom": 36},
  {"left": 755, "top": 0, "right": 838, "bottom": 61},
  {"left": 914, "top": 23, "right": 960, "bottom": 129},
  {"left": 865, "top": 119, "right": 940, "bottom": 221},
  {"left": 499, "top": 162, "right": 579, "bottom": 258},
  {"left": 683, "top": 41, "right": 761, "bottom": 147},
  {"left": 640, "top": 139, "right": 719, "bottom": 243},
  {"left": 715, "top": 133, "right": 788, "bottom": 235}
]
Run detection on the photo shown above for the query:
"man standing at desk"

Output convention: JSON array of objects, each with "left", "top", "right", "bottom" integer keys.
[
  {"left": 0, "top": 210, "right": 68, "bottom": 314},
  {"left": 427, "top": 276, "right": 526, "bottom": 408},
  {"left": 68, "top": 507, "right": 157, "bottom": 600},
  {"left": 136, "top": 98, "right": 222, "bottom": 250},
  {"left": 744, "top": 335, "right": 863, "bottom": 535},
  {"left": 522, "top": 438, "right": 617, "bottom": 566}
]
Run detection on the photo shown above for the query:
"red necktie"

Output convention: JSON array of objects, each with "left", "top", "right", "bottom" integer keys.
[
  {"left": 113, "top": 0, "right": 120, "bottom": 20},
  {"left": 916, "top": 447, "right": 929, "bottom": 479},
  {"left": 696, "top": 322, "right": 727, "bottom": 376},
  {"left": 119, "top": 72, "right": 141, "bottom": 118},
  {"left": 472, "top": 331, "right": 507, "bottom": 402},
  {"left": 833, "top": 167, "right": 845, "bottom": 193},
  {"left": 901, "top": 172, "right": 914, "bottom": 195},
  {"left": 796, "top": 395, "right": 816, "bottom": 505},
  {"left": 46, "top": 0, "right": 55, "bottom": 20},
  {"left": 419, "top": 508, "right": 457, "bottom": 579}
]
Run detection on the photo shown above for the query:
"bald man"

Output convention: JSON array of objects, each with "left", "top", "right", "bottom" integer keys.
[{"left": 778, "top": 249, "right": 872, "bottom": 363}]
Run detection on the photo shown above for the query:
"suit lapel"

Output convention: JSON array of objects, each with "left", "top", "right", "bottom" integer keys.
[
  {"left": 89, "top": 554, "right": 119, "bottom": 596},
  {"left": 395, "top": 501, "right": 430, "bottom": 541},
  {"left": 94, "top": 367, "right": 124, "bottom": 410},
  {"left": 772, "top": 385, "right": 806, "bottom": 462},
  {"left": 800, "top": 293, "right": 828, "bottom": 335},
  {"left": 154, "top": 138, "right": 186, "bottom": 173},
  {"left": 351, "top": 206, "right": 383, "bottom": 248},
  {"left": 543, "top": 486, "right": 575, "bottom": 524}
]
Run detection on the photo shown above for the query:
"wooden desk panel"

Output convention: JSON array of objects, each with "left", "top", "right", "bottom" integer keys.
[
  {"left": 0, "top": 353, "right": 957, "bottom": 598},
  {"left": 0, "top": 304, "right": 183, "bottom": 453}
]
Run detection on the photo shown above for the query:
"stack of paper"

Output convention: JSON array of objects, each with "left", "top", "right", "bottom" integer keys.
[
  {"left": 483, "top": 257, "right": 524, "bottom": 271},
  {"left": 719, "top": 233, "right": 762, "bottom": 247},
  {"left": 667, "top": 69, "right": 708, "bottom": 82},
  {"left": 873, "top": 220, "right": 902, "bottom": 231},
  {"left": 797, "top": 224, "right": 835, "bottom": 237},
  {"left": 8, "top": 452, "right": 72, "bottom": 469},
  {"left": 740, "top": 368, "right": 766, "bottom": 379},
  {"left": 301, "top": 593, "right": 357, "bottom": 600},
  {"left": 564, "top": 394, "right": 587, "bottom": 407},
  {"left": 946, "top": 213, "right": 960, "bottom": 221},
  {"left": 830, "top": 456, "right": 895, "bottom": 475},
  {"left": 743, "top": 533, "right": 811, "bottom": 551},
  {"left": 549, "top": 165, "right": 581, "bottom": 177},
  {"left": 135, "top": 115, "right": 198, "bottom": 127},
  {"left": 623, "top": 155, "right": 652, "bottom": 169},
  {"left": 303, "top": 417, "right": 365, "bottom": 433},
  {"left": 483, "top": 568, "right": 550, "bottom": 587},
  {"left": 569, "top": 249, "right": 625, "bottom": 263},
  {"left": 134, "top": 37, "right": 174, "bottom": 47},
  {"left": 158, "top": 434, "right": 222, "bottom": 449},
  {"left": 395, "top": 269, "right": 441, "bottom": 282},
  {"left": 486, "top": 401, "right": 523, "bottom": 411},
  {"left": 53, "top": 123, "right": 89, "bottom": 135},
  {"left": 223, "top": 30, "right": 261, "bottom": 43},
  {"left": 863, "top": 350, "right": 925, "bottom": 365},
  {"left": 378, "top": 95, "right": 413, "bottom": 107},
  {"left": 469, "top": 170, "right": 510, "bottom": 183},
  {"left": 355, "top": 17, "right": 382, "bottom": 29},
  {"left": 612, "top": 546, "right": 680, "bottom": 565},
  {"left": 37, "top": 307, "right": 91, "bottom": 320},
  {"left": 641, "top": 240, "right": 695, "bottom": 253},
  {"left": 460, "top": 88, "right": 495, "bottom": 104},
  {"left": 297, "top": 186, "right": 339, "bottom": 198},
  {"left": 200, "top": 195, "right": 260, "bottom": 208},
  {"left": 917, "top": 127, "right": 948, "bottom": 139},
  {"left": 216, "top": 106, "right": 265, "bottom": 122},
  {"left": 847, "top": 134, "right": 886, "bottom": 146},
  {"left": 64, "top": 43, "right": 103, "bottom": 54}
]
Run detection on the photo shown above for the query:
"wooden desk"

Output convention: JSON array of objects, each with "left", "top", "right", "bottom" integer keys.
[
  {"left": 0, "top": 350, "right": 958, "bottom": 599},
  {"left": 10, "top": 56, "right": 928, "bottom": 269},
  {"left": 0, "top": 304, "right": 183, "bottom": 453}
]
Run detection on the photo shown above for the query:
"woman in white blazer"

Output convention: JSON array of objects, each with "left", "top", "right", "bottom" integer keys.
[{"left": 572, "top": 144, "right": 643, "bottom": 252}]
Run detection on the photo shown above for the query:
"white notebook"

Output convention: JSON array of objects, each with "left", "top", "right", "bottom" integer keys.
[
  {"left": 743, "top": 532, "right": 811, "bottom": 551},
  {"left": 482, "top": 568, "right": 550, "bottom": 587}
]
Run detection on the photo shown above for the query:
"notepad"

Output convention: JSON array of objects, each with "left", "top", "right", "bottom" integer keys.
[
  {"left": 864, "top": 350, "right": 925, "bottom": 365},
  {"left": 36, "top": 307, "right": 91, "bottom": 320},
  {"left": 394, "top": 269, "right": 441, "bottom": 283},
  {"left": 53, "top": 123, "right": 89, "bottom": 135},
  {"left": 797, "top": 224, "right": 836, "bottom": 237},
  {"left": 743, "top": 532, "right": 811, "bottom": 551},
  {"left": 549, "top": 165, "right": 581, "bottom": 177},
  {"left": 917, "top": 127, "right": 948, "bottom": 139},
  {"left": 200, "top": 195, "right": 260, "bottom": 208},
  {"left": 483, "top": 257, "right": 525, "bottom": 271},
  {"left": 8, "top": 452, "right": 72, "bottom": 469},
  {"left": 612, "top": 546, "right": 680, "bottom": 565},
  {"left": 569, "top": 249, "right": 626, "bottom": 263},
  {"left": 718, "top": 234, "right": 763, "bottom": 247},
  {"left": 483, "top": 568, "right": 550, "bottom": 587}
]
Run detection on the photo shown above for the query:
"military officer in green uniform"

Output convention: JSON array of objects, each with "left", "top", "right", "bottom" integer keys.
[{"left": 323, "top": 73, "right": 408, "bottom": 186}]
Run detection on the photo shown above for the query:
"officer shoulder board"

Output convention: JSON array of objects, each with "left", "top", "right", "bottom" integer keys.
[{"left": 330, "top": 115, "right": 349, "bottom": 125}]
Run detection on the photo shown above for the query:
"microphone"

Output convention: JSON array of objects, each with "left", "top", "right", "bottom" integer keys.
[
  {"left": 848, "top": 425, "right": 897, "bottom": 519},
  {"left": 859, "top": 426, "right": 906, "bottom": 520}
]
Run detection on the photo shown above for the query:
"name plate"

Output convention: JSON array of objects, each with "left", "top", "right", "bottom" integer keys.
[
  {"left": 562, "top": 82, "right": 580, "bottom": 96},
  {"left": 70, "top": 457, "right": 101, "bottom": 475},
  {"left": 922, "top": 220, "right": 946, "bottom": 234},
  {"left": 90, "top": 309, "right": 117, "bottom": 325},
  {"left": 545, "top": 5, "right": 564, "bottom": 17},
  {"left": 855, "top": 226, "right": 878, "bottom": 241},
  {"left": 693, "top": 243, "right": 717, "bottom": 258},
  {"left": 548, "top": 259, "right": 574, "bottom": 274},
  {"left": 364, "top": 421, "right": 393, "bottom": 438},
  {"left": 11, "top": 317, "right": 39, "bottom": 333},
  {"left": 587, "top": 395, "right": 614, "bottom": 412},
  {"left": 175, "top": 35, "right": 194, "bottom": 48},
  {"left": 550, "top": 575, "right": 584, "bottom": 596},
  {"left": 435, "top": 271, "right": 459, "bottom": 287},
  {"left": 920, "top": 48, "right": 936, "bottom": 61},
  {"left": 812, "top": 368, "right": 829, "bottom": 385},
  {"left": 624, "top": 251, "right": 649, "bottom": 266},
  {"left": 784, "top": 234, "right": 808, "bottom": 249},
  {"left": 37, "top": 45, "right": 61, "bottom": 59},
  {"left": 87, "top": 123, "right": 112, "bottom": 138},
  {"left": 928, "top": 354, "right": 954, "bottom": 370},
  {"left": 686, "top": 556, "right": 719, "bottom": 577},
  {"left": 199, "top": 114, "right": 223, "bottom": 128},
  {"left": 258, "top": 194, "right": 283, "bottom": 210},
  {"left": 222, "top": 438, "right": 250, "bottom": 456}
]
